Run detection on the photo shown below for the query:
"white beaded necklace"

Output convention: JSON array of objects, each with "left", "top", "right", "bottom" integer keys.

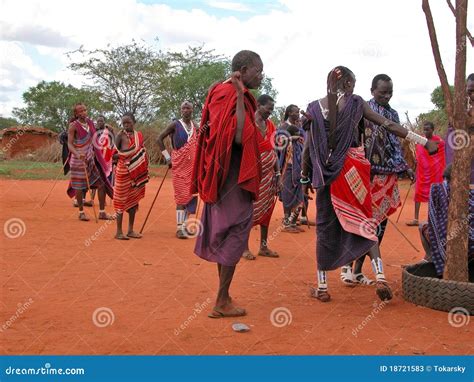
[{"left": 180, "top": 119, "right": 194, "bottom": 139}]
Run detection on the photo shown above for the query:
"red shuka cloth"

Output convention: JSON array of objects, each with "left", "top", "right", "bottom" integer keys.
[
  {"left": 415, "top": 135, "right": 446, "bottom": 203},
  {"left": 330, "top": 147, "right": 378, "bottom": 241},
  {"left": 191, "top": 82, "right": 262, "bottom": 203}
]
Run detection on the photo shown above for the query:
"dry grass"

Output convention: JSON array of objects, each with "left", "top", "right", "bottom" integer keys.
[{"left": 14, "top": 141, "right": 62, "bottom": 163}]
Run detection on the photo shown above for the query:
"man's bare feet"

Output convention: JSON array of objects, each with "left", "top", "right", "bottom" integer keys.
[
  {"left": 115, "top": 233, "right": 129, "bottom": 240},
  {"left": 127, "top": 231, "right": 142, "bottom": 239}
]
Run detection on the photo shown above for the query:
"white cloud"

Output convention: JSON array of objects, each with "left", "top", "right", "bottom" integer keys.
[
  {"left": 0, "top": 21, "right": 73, "bottom": 47},
  {"left": 0, "top": 0, "right": 472, "bottom": 122},
  {"left": 207, "top": 1, "right": 252, "bottom": 12}
]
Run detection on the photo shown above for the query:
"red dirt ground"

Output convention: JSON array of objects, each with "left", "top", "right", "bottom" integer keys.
[{"left": 1, "top": 178, "right": 472, "bottom": 355}]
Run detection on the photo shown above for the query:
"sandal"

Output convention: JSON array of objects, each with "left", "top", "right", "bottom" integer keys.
[
  {"left": 99, "top": 212, "right": 115, "bottom": 220},
  {"left": 127, "top": 232, "right": 142, "bottom": 239},
  {"left": 376, "top": 280, "right": 393, "bottom": 301},
  {"left": 353, "top": 273, "right": 375, "bottom": 286},
  {"left": 406, "top": 219, "right": 419, "bottom": 227},
  {"left": 310, "top": 287, "right": 331, "bottom": 302},
  {"left": 258, "top": 248, "right": 279, "bottom": 258},
  {"left": 176, "top": 229, "right": 188, "bottom": 239},
  {"left": 208, "top": 306, "right": 246, "bottom": 318},
  {"left": 340, "top": 266, "right": 356, "bottom": 286},
  {"left": 300, "top": 217, "right": 315, "bottom": 226},
  {"left": 282, "top": 225, "right": 300, "bottom": 233},
  {"left": 78, "top": 212, "right": 90, "bottom": 221},
  {"left": 115, "top": 233, "right": 130, "bottom": 240},
  {"left": 242, "top": 250, "right": 256, "bottom": 260}
]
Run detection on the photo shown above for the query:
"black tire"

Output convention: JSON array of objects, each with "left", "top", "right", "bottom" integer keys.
[{"left": 402, "top": 262, "right": 474, "bottom": 315}]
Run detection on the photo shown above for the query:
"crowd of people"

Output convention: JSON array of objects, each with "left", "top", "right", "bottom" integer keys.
[{"left": 60, "top": 50, "right": 474, "bottom": 318}]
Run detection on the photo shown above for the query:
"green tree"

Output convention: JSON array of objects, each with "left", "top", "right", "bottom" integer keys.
[
  {"left": 68, "top": 41, "right": 168, "bottom": 122},
  {"left": 12, "top": 81, "right": 112, "bottom": 132},
  {"left": 160, "top": 46, "right": 278, "bottom": 121},
  {"left": 416, "top": 85, "right": 454, "bottom": 136},
  {"left": 68, "top": 40, "right": 278, "bottom": 123},
  {"left": 430, "top": 85, "right": 454, "bottom": 110},
  {"left": 0, "top": 116, "right": 19, "bottom": 129},
  {"left": 158, "top": 45, "right": 229, "bottom": 120}
]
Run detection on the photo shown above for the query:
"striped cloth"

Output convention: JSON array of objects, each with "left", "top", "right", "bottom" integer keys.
[
  {"left": 253, "top": 149, "right": 277, "bottom": 226},
  {"left": 428, "top": 181, "right": 474, "bottom": 275},
  {"left": 171, "top": 126, "right": 197, "bottom": 206},
  {"left": 330, "top": 147, "right": 378, "bottom": 241},
  {"left": 113, "top": 131, "right": 147, "bottom": 213},
  {"left": 69, "top": 123, "right": 102, "bottom": 193},
  {"left": 371, "top": 174, "right": 401, "bottom": 222}
]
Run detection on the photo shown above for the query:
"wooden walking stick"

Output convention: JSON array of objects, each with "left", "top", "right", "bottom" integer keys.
[
  {"left": 195, "top": 196, "right": 201, "bottom": 219},
  {"left": 396, "top": 182, "right": 413, "bottom": 223},
  {"left": 371, "top": 201, "right": 419, "bottom": 253},
  {"left": 139, "top": 166, "right": 169, "bottom": 234},
  {"left": 83, "top": 161, "right": 98, "bottom": 223},
  {"left": 41, "top": 159, "right": 69, "bottom": 207}
]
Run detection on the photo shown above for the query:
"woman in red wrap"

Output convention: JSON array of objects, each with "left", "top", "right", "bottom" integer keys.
[
  {"left": 192, "top": 50, "right": 263, "bottom": 318},
  {"left": 242, "top": 94, "right": 281, "bottom": 260},
  {"left": 407, "top": 121, "right": 445, "bottom": 226},
  {"left": 113, "top": 112, "right": 149, "bottom": 240}
]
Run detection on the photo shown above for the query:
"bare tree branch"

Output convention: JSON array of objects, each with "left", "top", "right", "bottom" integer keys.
[
  {"left": 422, "top": 0, "right": 454, "bottom": 125},
  {"left": 446, "top": 0, "right": 474, "bottom": 46}
]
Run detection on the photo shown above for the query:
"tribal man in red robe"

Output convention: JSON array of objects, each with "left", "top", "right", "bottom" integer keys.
[{"left": 192, "top": 50, "right": 263, "bottom": 318}]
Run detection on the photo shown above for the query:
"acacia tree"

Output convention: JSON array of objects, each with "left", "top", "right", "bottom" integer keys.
[
  {"left": 68, "top": 41, "right": 168, "bottom": 122},
  {"left": 422, "top": 0, "right": 470, "bottom": 281},
  {"left": 68, "top": 41, "right": 278, "bottom": 124},
  {"left": 158, "top": 45, "right": 229, "bottom": 120},
  {"left": 12, "top": 81, "right": 111, "bottom": 132}
]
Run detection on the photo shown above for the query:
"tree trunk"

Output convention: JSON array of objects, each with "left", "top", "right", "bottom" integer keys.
[
  {"left": 446, "top": 0, "right": 474, "bottom": 46},
  {"left": 422, "top": 0, "right": 455, "bottom": 126},
  {"left": 444, "top": 0, "right": 470, "bottom": 282}
]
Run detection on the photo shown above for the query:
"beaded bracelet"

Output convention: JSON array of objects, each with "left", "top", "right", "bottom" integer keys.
[{"left": 406, "top": 131, "right": 428, "bottom": 146}]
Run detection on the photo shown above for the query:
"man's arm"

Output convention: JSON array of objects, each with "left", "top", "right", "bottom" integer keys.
[
  {"left": 230, "top": 71, "right": 246, "bottom": 145},
  {"left": 157, "top": 122, "right": 176, "bottom": 165},
  {"left": 67, "top": 124, "right": 83, "bottom": 160},
  {"left": 362, "top": 101, "right": 439, "bottom": 154}
]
